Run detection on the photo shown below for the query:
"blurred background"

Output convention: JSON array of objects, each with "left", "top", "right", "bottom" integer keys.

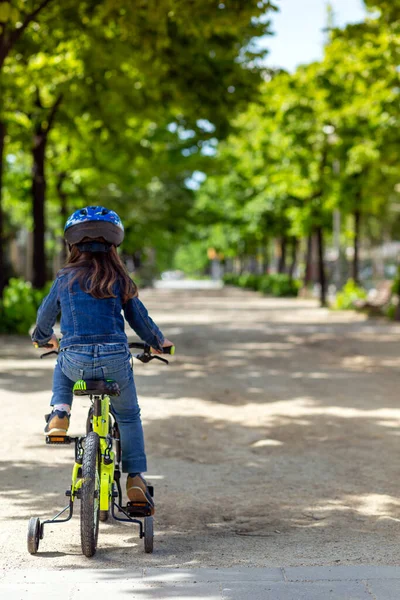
[{"left": 1, "top": 0, "right": 400, "bottom": 332}]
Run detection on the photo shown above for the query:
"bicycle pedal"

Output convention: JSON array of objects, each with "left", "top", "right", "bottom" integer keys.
[
  {"left": 126, "top": 502, "right": 153, "bottom": 517},
  {"left": 46, "top": 435, "right": 72, "bottom": 445}
]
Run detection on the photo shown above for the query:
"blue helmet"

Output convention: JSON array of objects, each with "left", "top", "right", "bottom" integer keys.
[{"left": 64, "top": 206, "right": 124, "bottom": 246}]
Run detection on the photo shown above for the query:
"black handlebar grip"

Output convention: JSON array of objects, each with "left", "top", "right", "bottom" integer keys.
[
  {"left": 128, "top": 342, "right": 175, "bottom": 355},
  {"left": 162, "top": 345, "right": 175, "bottom": 355}
]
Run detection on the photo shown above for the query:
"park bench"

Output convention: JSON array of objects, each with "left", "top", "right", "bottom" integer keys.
[{"left": 354, "top": 280, "right": 393, "bottom": 315}]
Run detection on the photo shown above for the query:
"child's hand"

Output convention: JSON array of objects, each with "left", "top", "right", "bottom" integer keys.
[
  {"left": 47, "top": 334, "right": 60, "bottom": 350},
  {"left": 151, "top": 338, "right": 174, "bottom": 355},
  {"left": 33, "top": 334, "right": 59, "bottom": 350}
]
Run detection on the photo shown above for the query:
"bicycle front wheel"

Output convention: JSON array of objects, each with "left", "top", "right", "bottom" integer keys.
[{"left": 80, "top": 431, "right": 100, "bottom": 557}]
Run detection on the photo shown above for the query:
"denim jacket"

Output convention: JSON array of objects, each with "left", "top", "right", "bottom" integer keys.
[{"left": 31, "top": 271, "right": 164, "bottom": 351}]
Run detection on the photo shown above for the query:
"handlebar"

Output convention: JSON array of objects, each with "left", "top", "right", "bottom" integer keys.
[
  {"left": 128, "top": 342, "right": 175, "bottom": 364},
  {"left": 128, "top": 342, "right": 175, "bottom": 355},
  {"left": 34, "top": 340, "right": 175, "bottom": 365},
  {"left": 33, "top": 342, "right": 54, "bottom": 349}
]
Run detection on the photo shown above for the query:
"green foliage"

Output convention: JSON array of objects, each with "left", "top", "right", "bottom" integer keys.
[
  {"left": 386, "top": 302, "right": 397, "bottom": 321},
  {"left": 2, "top": 0, "right": 400, "bottom": 305},
  {"left": 239, "top": 274, "right": 261, "bottom": 290},
  {"left": 264, "top": 274, "right": 301, "bottom": 297},
  {"left": 390, "top": 267, "right": 400, "bottom": 296},
  {"left": 173, "top": 242, "right": 209, "bottom": 275},
  {"left": 187, "top": 5, "right": 400, "bottom": 309},
  {"left": 0, "top": 279, "right": 51, "bottom": 335},
  {"left": 222, "top": 273, "right": 239, "bottom": 286},
  {"left": 0, "top": 0, "right": 278, "bottom": 288},
  {"left": 334, "top": 279, "right": 368, "bottom": 310},
  {"left": 223, "top": 273, "right": 301, "bottom": 297},
  {"left": 386, "top": 267, "right": 400, "bottom": 320}
]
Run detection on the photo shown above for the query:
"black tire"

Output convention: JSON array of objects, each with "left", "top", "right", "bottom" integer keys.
[
  {"left": 144, "top": 516, "right": 154, "bottom": 553},
  {"left": 113, "top": 422, "right": 122, "bottom": 465},
  {"left": 88, "top": 407, "right": 112, "bottom": 435},
  {"left": 99, "top": 510, "right": 109, "bottom": 522},
  {"left": 80, "top": 432, "right": 100, "bottom": 557},
  {"left": 86, "top": 406, "right": 93, "bottom": 434},
  {"left": 27, "top": 517, "right": 40, "bottom": 554}
]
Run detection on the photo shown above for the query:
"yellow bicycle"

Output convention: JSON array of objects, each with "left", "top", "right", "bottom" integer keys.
[{"left": 27, "top": 341, "right": 174, "bottom": 557}]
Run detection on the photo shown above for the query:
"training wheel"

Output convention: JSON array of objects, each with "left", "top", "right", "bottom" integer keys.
[
  {"left": 27, "top": 517, "right": 41, "bottom": 554},
  {"left": 144, "top": 516, "right": 154, "bottom": 553}
]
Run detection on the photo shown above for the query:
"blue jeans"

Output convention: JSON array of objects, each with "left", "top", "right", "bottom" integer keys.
[{"left": 51, "top": 343, "right": 147, "bottom": 474}]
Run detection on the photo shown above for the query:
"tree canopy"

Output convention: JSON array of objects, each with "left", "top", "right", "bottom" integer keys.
[
  {"left": 1, "top": 0, "right": 400, "bottom": 310},
  {"left": 0, "top": 0, "right": 277, "bottom": 290},
  {"left": 189, "top": 2, "right": 400, "bottom": 304}
]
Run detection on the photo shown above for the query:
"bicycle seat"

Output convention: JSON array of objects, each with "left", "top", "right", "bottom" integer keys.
[{"left": 73, "top": 379, "right": 121, "bottom": 397}]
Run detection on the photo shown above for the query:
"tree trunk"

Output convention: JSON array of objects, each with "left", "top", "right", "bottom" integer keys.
[
  {"left": 278, "top": 236, "right": 287, "bottom": 274},
  {"left": 262, "top": 239, "right": 269, "bottom": 274},
  {"left": 288, "top": 238, "right": 299, "bottom": 280},
  {"left": 238, "top": 255, "right": 245, "bottom": 275},
  {"left": 32, "top": 132, "right": 47, "bottom": 288},
  {"left": 352, "top": 208, "right": 361, "bottom": 284},
  {"left": 0, "top": 120, "right": 5, "bottom": 297},
  {"left": 249, "top": 254, "right": 258, "bottom": 274},
  {"left": 133, "top": 250, "right": 142, "bottom": 270},
  {"left": 0, "top": 2, "right": 56, "bottom": 291},
  {"left": 394, "top": 300, "right": 400, "bottom": 322},
  {"left": 0, "top": 40, "right": 8, "bottom": 72},
  {"left": 56, "top": 171, "right": 68, "bottom": 264},
  {"left": 31, "top": 93, "right": 62, "bottom": 288},
  {"left": 316, "top": 226, "right": 327, "bottom": 307},
  {"left": 304, "top": 234, "right": 312, "bottom": 287}
]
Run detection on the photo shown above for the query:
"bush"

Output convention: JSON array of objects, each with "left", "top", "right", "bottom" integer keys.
[
  {"left": 269, "top": 274, "right": 301, "bottom": 297},
  {"left": 0, "top": 278, "right": 51, "bottom": 335},
  {"left": 386, "top": 302, "right": 397, "bottom": 320},
  {"left": 238, "top": 273, "right": 260, "bottom": 290},
  {"left": 391, "top": 267, "right": 400, "bottom": 296},
  {"left": 223, "top": 273, "right": 240, "bottom": 286},
  {"left": 386, "top": 267, "right": 400, "bottom": 320},
  {"left": 258, "top": 275, "right": 272, "bottom": 294},
  {"left": 334, "top": 279, "right": 367, "bottom": 310},
  {"left": 223, "top": 272, "right": 301, "bottom": 297}
]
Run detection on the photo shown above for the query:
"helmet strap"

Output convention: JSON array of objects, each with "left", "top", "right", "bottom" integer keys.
[{"left": 76, "top": 242, "right": 112, "bottom": 253}]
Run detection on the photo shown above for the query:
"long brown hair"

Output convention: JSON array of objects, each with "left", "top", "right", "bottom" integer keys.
[{"left": 63, "top": 241, "right": 137, "bottom": 303}]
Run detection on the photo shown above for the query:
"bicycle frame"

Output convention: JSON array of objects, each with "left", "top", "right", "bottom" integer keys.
[{"left": 70, "top": 391, "right": 115, "bottom": 513}]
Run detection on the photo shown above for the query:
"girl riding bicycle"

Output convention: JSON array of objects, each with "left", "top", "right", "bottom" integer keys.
[{"left": 31, "top": 206, "right": 173, "bottom": 513}]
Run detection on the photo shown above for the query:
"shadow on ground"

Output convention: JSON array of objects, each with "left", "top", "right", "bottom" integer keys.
[{"left": 1, "top": 288, "right": 400, "bottom": 567}]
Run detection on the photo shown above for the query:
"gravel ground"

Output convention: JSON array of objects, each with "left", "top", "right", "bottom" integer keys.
[{"left": 1, "top": 287, "right": 400, "bottom": 570}]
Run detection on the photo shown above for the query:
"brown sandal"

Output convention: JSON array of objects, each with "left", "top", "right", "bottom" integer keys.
[{"left": 126, "top": 474, "right": 155, "bottom": 514}]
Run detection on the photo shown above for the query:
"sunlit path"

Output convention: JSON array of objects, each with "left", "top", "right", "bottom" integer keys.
[{"left": 1, "top": 287, "right": 400, "bottom": 572}]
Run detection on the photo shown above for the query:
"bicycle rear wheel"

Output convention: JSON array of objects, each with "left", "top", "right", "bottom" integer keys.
[
  {"left": 80, "top": 431, "right": 100, "bottom": 557},
  {"left": 113, "top": 421, "right": 122, "bottom": 465},
  {"left": 86, "top": 406, "right": 93, "bottom": 434}
]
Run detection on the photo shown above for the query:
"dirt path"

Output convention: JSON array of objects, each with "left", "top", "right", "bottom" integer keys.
[{"left": 1, "top": 286, "right": 400, "bottom": 570}]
